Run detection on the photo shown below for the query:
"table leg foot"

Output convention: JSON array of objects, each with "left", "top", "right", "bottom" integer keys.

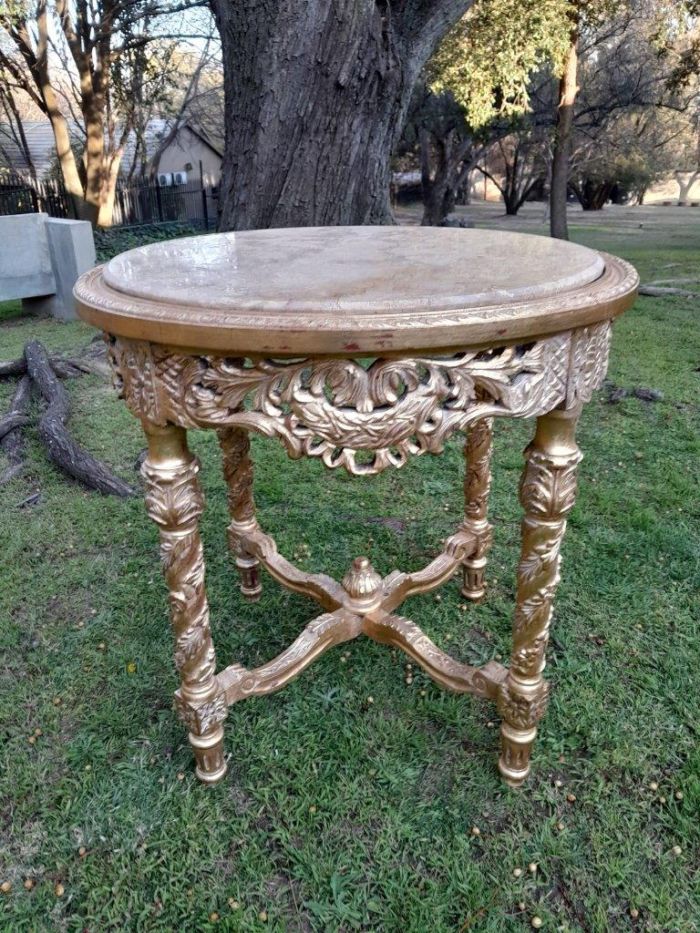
[
  {"left": 461, "top": 418, "right": 494, "bottom": 603},
  {"left": 498, "top": 723, "right": 537, "bottom": 787},
  {"left": 497, "top": 406, "right": 582, "bottom": 786},
  {"left": 190, "top": 726, "right": 227, "bottom": 784},
  {"left": 218, "top": 427, "right": 262, "bottom": 601}
]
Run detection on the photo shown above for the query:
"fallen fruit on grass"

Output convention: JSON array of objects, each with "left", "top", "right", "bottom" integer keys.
[
  {"left": 54, "top": 883, "right": 64, "bottom": 897},
  {"left": 1, "top": 881, "right": 11, "bottom": 894},
  {"left": 531, "top": 917, "right": 543, "bottom": 929}
]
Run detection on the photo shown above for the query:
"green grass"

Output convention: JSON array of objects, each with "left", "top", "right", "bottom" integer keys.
[{"left": 1, "top": 208, "right": 699, "bottom": 931}]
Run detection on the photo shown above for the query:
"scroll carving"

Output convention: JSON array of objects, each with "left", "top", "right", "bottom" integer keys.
[{"left": 107, "top": 329, "right": 601, "bottom": 475}]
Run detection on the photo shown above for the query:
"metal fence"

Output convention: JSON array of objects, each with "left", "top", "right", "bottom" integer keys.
[{"left": 0, "top": 173, "right": 218, "bottom": 229}]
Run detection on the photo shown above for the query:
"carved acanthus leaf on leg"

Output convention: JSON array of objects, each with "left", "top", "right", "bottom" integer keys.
[
  {"left": 499, "top": 406, "right": 582, "bottom": 787},
  {"left": 141, "top": 424, "right": 227, "bottom": 784}
]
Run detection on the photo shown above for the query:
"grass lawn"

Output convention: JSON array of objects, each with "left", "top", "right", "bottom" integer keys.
[{"left": 0, "top": 207, "right": 699, "bottom": 931}]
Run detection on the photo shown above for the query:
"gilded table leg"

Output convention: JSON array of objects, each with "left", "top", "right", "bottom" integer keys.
[
  {"left": 461, "top": 418, "right": 494, "bottom": 602},
  {"left": 218, "top": 427, "right": 262, "bottom": 601},
  {"left": 498, "top": 406, "right": 582, "bottom": 787},
  {"left": 141, "top": 423, "right": 227, "bottom": 784}
]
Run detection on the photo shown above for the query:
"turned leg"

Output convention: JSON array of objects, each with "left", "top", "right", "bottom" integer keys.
[
  {"left": 498, "top": 406, "right": 582, "bottom": 787},
  {"left": 218, "top": 427, "right": 262, "bottom": 601},
  {"left": 461, "top": 418, "right": 494, "bottom": 602},
  {"left": 141, "top": 422, "right": 227, "bottom": 784}
]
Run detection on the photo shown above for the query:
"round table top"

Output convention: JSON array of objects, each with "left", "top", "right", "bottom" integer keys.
[{"left": 74, "top": 226, "right": 638, "bottom": 355}]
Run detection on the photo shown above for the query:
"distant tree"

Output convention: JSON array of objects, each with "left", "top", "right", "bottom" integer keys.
[
  {"left": 566, "top": 8, "right": 694, "bottom": 211},
  {"left": 415, "top": 0, "right": 569, "bottom": 224},
  {"left": 0, "top": 65, "right": 38, "bottom": 179},
  {"left": 0, "top": 1, "right": 209, "bottom": 224},
  {"left": 476, "top": 120, "right": 550, "bottom": 215},
  {"left": 399, "top": 84, "right": 486, "bottom": 226},
  {"left": 673, "top": 125, "right": 700, "bottom": 203}
]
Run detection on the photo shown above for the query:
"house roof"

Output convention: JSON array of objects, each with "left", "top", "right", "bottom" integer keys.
[{"left": 0, "top": 118, "right": 219, "bottom": 179}]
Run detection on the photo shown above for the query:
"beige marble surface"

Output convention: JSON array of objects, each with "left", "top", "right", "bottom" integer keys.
[{"left": 104, "top": 226, "right": 605, "bottom": 314}]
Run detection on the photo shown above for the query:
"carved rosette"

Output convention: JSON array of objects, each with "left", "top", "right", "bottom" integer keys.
[
  {"left": 104, "top": 323, "right": 613, "bottom": 476},
  {"left": 141, "top": 452, "right": 227, "bottom": 732}
]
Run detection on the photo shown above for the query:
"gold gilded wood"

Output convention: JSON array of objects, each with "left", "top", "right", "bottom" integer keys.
[
  {"left": 218, "top": 427, "right": 262, "bottom": 601},
  {"left": 108, "top": 327, "right": 602, "bottom": 476},
  {"left": 461, "top": 418, "right": 494, "bottom": 601},
  {"left": 498, "top": 406, "right": 582, "bottom": 787},
  {"left": 141, "top": 423, "right": 227, "bottom": 784},
  {"left": 125, "top": 320, "right": 613, "bottom": 787},
  {"left": 77, "top": 233, "right": 638, "bottom": 788}
]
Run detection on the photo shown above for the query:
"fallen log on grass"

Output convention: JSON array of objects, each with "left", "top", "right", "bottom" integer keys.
[
  {"left": 0, "top": 376, "right": 31, "bottom": 485},
  {"left": 639, "top": 285, "right": 700, "bottom": 299},
  {"left": 23, "top": 340, "right": 135, "bottom": 498}
]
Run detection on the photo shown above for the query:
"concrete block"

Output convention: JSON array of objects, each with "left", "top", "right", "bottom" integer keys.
[
  {"left": 43, "top": 218, "right": 96, "bottom": 321},
  {"left": 0, "top": 213, "right": 56, "bottom": 301}
]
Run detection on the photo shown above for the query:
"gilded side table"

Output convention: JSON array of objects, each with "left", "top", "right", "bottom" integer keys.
[{"left": 74, "top": 227, "right": 638, "bottom": 787}]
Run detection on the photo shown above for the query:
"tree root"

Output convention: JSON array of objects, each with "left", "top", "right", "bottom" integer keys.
[
  {"left": 0, "top": 342, "right": 134, "bottom": 497},
  {"left": 0, "top": 355, "right": 97, "bottom": 379},
  {"left": 0, "top": 376, "right": 31, "bottom": 485}
]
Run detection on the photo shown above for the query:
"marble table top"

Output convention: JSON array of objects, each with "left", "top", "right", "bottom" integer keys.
[{"left": 74, "top": 226, "right": 638, "bottom": 354}]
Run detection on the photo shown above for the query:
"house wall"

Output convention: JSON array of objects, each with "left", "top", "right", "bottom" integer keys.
[{"left": 157, "top": 127, "right": 222, "bottom": 186}]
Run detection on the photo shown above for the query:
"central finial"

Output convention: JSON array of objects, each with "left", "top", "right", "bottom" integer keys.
[{"left": 342, "top": 556, "right": 382, "bottom": 608}]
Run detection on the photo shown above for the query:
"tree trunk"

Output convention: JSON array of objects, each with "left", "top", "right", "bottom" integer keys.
[
  {"left": 97, "top": 151, "right": 123, "bottom": 227},
  {"left": 419, "top": 129, "right": 459, "bottom": 226},
  {"left": 574, "top": 179, "right": 612, "bottom": 211},
  {"left": 212, "top": 0, "right": 475, "bottom": 230},
  {"left": 32, "top": 4, "right": 93, "bottom": 221},
  {"left": 549, "top": 37, "right": 578, "bottom": 240},
  {"left": 675, "top": 171, "right": 699, "bottom": 205}
]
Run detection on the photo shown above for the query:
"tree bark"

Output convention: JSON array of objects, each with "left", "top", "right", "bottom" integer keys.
[
  {"left": 0, "top": 376, "right": 31, "bottom": 485},
  {"left": 212, "top": 0, "right": 475, "bottom": 230},
  {"left": 549, "top": 36, "right": 578, "bottom": 240}
]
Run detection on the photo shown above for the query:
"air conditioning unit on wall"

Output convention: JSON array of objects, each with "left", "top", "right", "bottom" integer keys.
[
  {"left": 172, "top": 171, "right": 188, "bottom": 186},
  {"left": 157, "top": 172, "right": 173, "bottom": 187}
]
